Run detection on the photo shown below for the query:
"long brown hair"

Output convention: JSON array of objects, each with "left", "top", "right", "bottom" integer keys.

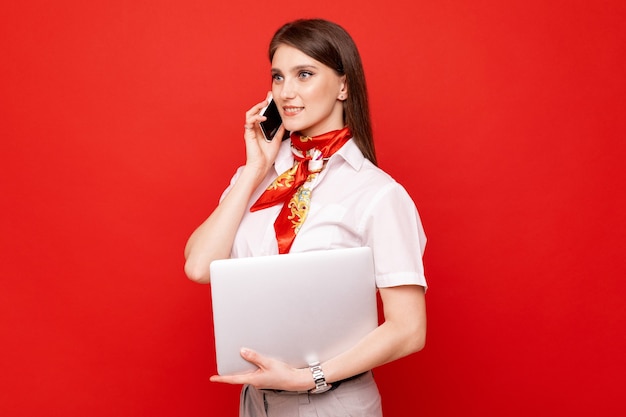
[{"left": 269, "top": 19, "right": 377, "bottom": 165}]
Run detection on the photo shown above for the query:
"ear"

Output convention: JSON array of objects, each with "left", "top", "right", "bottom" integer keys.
[{"left": 338, "top": 76, "right": 348, "bottom": 101}]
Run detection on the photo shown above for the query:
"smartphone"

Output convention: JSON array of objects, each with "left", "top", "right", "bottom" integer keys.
[{"left": 259, "top": 96, "right": 288, "bottom": 141}]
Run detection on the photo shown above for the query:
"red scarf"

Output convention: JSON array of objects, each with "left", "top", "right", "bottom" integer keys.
[{"left": 250, "top": 127, "right": 352, "bottom": 253}]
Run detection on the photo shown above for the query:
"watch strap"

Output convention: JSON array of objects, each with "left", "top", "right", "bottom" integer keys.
[{"left": 308, "top": 361, "right": 332, "bottom": 394}]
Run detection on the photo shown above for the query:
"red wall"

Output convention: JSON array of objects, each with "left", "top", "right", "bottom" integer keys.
[{"left": 2, "top": 1, "right": 625, "bottom": 416}]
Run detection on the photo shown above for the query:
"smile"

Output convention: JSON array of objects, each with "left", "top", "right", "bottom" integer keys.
[{"left": 283, "top": 106, "right": 304, "bottom": 116}]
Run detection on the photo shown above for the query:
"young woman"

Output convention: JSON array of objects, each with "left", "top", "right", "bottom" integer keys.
[{"left": 184, "top": 19, "right": 427, "bottom": 416}]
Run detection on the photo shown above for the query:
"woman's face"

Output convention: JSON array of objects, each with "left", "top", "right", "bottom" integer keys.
[{"left": 271, "top": 44, "right": 347, "bottom": 137}]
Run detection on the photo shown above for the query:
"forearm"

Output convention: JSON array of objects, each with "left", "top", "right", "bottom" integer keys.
[
  {"left": 323, "top": 321, "right": 424, "bottom": 383},
  {"left": 276, "top": 319, "right": 425, "bottom": 392},
  {"left": 184, "top": 166, "right": 266, "bottom": 283},
  {"left": 322, "top": 285, "right": 426, "bottom": 384}
]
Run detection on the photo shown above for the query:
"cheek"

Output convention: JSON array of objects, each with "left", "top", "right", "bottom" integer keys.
[
  {"left": 304, "top": 85, "right": 334, "bottom": 109},
  {"left": 271, "top": 84, "right": 281, "bottom": 99},
  {"left": 271, "top": 86, "right": 284, "bottom": 115},
  {"left": 313, "top": 91, "right": 340, "bottom": 115}
]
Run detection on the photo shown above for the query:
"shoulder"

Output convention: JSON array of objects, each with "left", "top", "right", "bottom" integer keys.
[
  {"left": 331, "top": 140, "right": 399, "bottom": 186},
  {"left": 338, "top": 144, "right": 413, "bottom": 201}
]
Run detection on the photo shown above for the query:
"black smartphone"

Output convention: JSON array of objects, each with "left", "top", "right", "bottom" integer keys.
[{"left": 259, "top": 97, "right": 288, "bottom": 141}]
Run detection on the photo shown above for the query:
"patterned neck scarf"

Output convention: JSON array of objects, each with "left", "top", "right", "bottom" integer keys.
[{"left": 250, "top": 127, "right": 352, "bottom": 253}]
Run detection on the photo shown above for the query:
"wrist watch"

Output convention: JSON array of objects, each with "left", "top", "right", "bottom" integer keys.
[{"left": 308, "top": 362, "right": 332, "bottom": 394}]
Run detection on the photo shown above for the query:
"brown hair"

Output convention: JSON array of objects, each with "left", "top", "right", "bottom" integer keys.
[{"left": 269, "top": 19, "right": 377, "bottom": 165}]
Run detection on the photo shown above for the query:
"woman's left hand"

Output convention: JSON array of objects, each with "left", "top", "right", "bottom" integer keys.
[{"left": 210, "top": 348, "right": 313, "bottom": 391}]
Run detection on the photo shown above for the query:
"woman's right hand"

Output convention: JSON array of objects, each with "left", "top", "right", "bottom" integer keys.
[
  {"left": 242, "top": 94, "right": 286, "bottom": 178},
  {"left": 184, "top": 94, "right": 286, "bottom": 283},
  {"left": 184, "top": 95, "right": 285, "bottom": 283}
]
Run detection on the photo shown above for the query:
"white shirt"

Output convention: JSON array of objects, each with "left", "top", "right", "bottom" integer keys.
[{"left": 221, "top": 139, "right": 428, "bottom": 289}]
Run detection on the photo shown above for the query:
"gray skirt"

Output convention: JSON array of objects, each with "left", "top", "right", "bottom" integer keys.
[{"left": 239, "top": 371, "right": 382, "bottom": 417}]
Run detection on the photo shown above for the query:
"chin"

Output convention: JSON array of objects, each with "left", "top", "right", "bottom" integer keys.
[{"left": 284, "top": 124, "right": 305, "bottom": 135}]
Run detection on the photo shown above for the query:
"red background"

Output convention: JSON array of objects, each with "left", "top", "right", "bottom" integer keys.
[{"left": 2, "top": 1, "right": 625, "bottom": 416}]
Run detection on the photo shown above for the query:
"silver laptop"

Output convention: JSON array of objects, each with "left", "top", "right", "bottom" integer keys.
[{"left": 209, "top": 247, "right": 378, "bottom": 375}]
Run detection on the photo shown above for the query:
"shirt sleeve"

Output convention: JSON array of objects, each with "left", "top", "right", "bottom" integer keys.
[
  {"left": 359, "top": 182, "right": 428, "bottom": 289},
  {"left": 218, "top": 166, "right": 245, "bottom": 203}
]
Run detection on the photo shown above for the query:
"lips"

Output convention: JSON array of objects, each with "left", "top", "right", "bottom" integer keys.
[{"left": 283, "top": 106, "right": 304, "bottom": 116}]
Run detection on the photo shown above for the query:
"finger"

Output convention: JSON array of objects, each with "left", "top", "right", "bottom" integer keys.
[
  {"left": 243, "top": 109, "right": 267, "bottom": 135},
  {"left": 240, "top": 347, "right": 268, "bottom": 369},
  {"left": 243, "top": 95, "right": 273, "bottom": 139},
  {"left": 243, "top": 117, "right": 263, "bottom": 132},
  {"left": 245, "top": 96, "right": 272, "bottom": 119},
  {"left": 240, "top": 348, "right": 272, "bottom": 370},
  {"left": 210, "top": 373, "right": 253, "bottom": 385},
  {"left": 243, "top": 124, "right": 259, "bottom": 142}
]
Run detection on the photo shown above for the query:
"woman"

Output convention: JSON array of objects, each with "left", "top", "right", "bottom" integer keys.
[{"left": 184, "top": 19, "right": 427, "bottom": 416}]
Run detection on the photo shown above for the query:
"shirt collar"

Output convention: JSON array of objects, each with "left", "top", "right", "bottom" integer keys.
[{"left": 274, "top": 138, "right": 366, "bottom": 175}]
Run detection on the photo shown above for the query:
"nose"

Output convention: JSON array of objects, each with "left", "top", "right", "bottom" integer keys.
[{"left": 278, "top": 77, "right": 297, "bottom": 100}]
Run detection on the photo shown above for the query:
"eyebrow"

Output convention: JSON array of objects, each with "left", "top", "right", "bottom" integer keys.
[{"left": 271, "top": 64, "right": 319, "bottom": 73}]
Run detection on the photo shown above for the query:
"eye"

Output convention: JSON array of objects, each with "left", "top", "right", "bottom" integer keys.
[
  {"left": 272, "top": 72, "right": 284, "bottom": 83},
  {"left": 298, "top": 71, "right": 314, "bottom": 80}
]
